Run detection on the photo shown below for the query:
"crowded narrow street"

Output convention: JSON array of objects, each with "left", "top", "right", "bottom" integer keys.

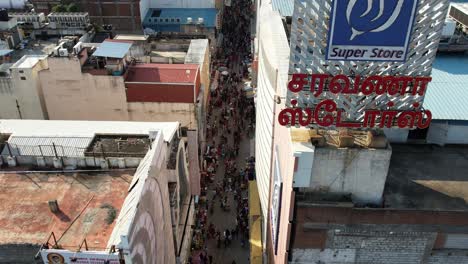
[{"left": 189, "top": 0, "right": 256, "bottom": 263}]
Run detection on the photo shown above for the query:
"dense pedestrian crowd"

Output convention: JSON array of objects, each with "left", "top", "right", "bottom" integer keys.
[{"left": 188, "top": 0, "right": 255, "bottom": 263}]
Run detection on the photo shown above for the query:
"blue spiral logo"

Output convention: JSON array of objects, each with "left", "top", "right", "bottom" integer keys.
[{"left": 347, "top": 0, "right": 405, "bottom": 40}]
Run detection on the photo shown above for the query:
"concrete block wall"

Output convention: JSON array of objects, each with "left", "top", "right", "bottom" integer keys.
[
  {"left": 329, "top": 230, "right": 436, "bottom": 264},
  {"left": 0, "top": 244, "right": 42, "bottom": 264},
  {"left": 427, "top": 250, "right": 468, "bottom": 264},
  {"left": 291, "top": 229, "right": 437, "bottom": 264}
]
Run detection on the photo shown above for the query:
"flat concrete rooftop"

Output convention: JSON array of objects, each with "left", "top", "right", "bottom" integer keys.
[
  {"left": 0, "top": 169, "right": 134, "bottom": 250},
  {"left": 385, "top": 144, "right": 468, "bottom": 210}
]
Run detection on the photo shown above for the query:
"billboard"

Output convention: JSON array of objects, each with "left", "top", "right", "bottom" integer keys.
[
  {"left": 41, "top": 250, "right": 120, "bottom": 264},
  {"left": 327, "top": 0, "right": 418, "bottom": 62}
]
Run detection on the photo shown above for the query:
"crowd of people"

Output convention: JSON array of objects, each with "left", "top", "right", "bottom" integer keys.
[{"left": 188, "top": 0, "right": 255, "bottom": 263}]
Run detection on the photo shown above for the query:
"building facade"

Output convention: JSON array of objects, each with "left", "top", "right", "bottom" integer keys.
[
  {"left": 0, "top": 38, "right": 210, "bottom": 140},
  {"left": 0, "top": 120, "right": 196, "bottom": 264},
  {"left": 255, "top": 0, "right": 468, "bottom": 263},
  {"left": 31, "top": 0, "right": 142, "bottom": 32}
]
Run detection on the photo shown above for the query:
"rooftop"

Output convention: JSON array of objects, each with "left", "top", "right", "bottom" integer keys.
[
  {"left": 125, "top": 63, "right": 199, "bottom": 83},
  {"left": 0, "top": 169, "right": 134, "bottom": 249},
  {"left": 143, "top": 8, "right": 218, "bottom": 28},
  {"left": 0, "top": 120, "right": 179, "bottom": 143},
  {"left": 272, "top": 0, "right": 294, "bottom": 17},
  {"left": 384, "top": 144, "right": 468, "bottom": 210},
  {"left": 10, "top": 54, "right": 47, "bottom": 69},
  {"left": 92, "top": 41, "right": 132, "bottom": 59},
  {"left": 114, "top": 34, "right": 149, "bottom": 42},
  {"left": 185, "top": 39, "right": 208, "bottom": 70},
  {"left": 424, "top": 55, "right": 468, "bottom": 120}
]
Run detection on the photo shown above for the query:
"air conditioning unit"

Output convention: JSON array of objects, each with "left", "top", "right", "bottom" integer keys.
[
  {"left": 187, "top": 17, "right": 193, "bottom": 24},
  {"left": 59, "top": 48, "right": 68, "bottom": 57},
  {"left": 197, "top": 17, "right": 204, "bottom": 24},
  {"left": 53, "top": 46, "right": 61, "bottom": 56}
]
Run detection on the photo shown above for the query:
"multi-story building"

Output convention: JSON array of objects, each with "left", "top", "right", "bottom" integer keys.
[
  {"left": 255, "top": 0, "right": 468, "bottom": 263},
  {"left": 31, "top": 0, "right": 225, "bottom": 33},
  {"left": 0, "top": 119, "right": 198, "bottom": 264},
  {"left": 0, "top": 37, "right": 211, "bottom": 149},
  {"left": 31, "top": 0, "right": 142, "bottom": 32}
]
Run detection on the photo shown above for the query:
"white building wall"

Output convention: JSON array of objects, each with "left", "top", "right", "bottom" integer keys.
[
  {"left": 10, "top": 59, "right": 49, "bottom": 119},
  {"left": 0, "top": 56, "right": 48, "bottom": 120},
  {"left": 0, "top": 77, "right": 19, "bottom": 119},
  {"left": 383, "top": 128, "right": 409, "bottom": 143},
  {"left": 255, "top": 1, "right": 291, "bottom": 258},
  {"left": 309, "top": 147, "right": 392, "bottom": 204},
  {"left": 150, "top": 0, "right": 215, "bottom": 9},
  {"left": 140, "top": 0, "right": 150, "bottom": 23},
  {"left": 427, "top": 121, "right": 468, "bottom": 145}
]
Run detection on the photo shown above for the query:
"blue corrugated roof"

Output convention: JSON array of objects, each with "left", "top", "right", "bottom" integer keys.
[
  {"left": 272, "top": 0, "right": 294, "bottom": 17},
  {"left": 424, "top": 55, "right": 468, "bottom": 120},
  {"left": 143, "top": 8, "right": 218, "bottom": 31},
  {"left": 93, "top": 41, "right": 132, "bottom": 58}
]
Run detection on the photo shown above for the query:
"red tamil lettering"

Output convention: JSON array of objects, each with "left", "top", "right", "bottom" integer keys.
[
  {"left": 278, "top": 100, "right": 314, "bottom": 127},
  {"left": 288, "top": 74, "right": 309, "bottom": 93},
  {"left": 363, "top": 110, "right": 381, "bottom": 128},
  {"left": 313, "top": 100, "right": 337, "bottom": 127},
  {"left": 329, "top": 75, "right": 349, "bottom": 94},
  {"left": 380, "top": 110, "right": 399, "bottom": 128},
  {"left": 311, "top": 74, "right": 329, "bottom": 97},
  {"left": 336, "top": 110, "right": 361, "bottom": 128},
  {"left": 417, "top": 110, "right": 432, "bottom": 129},
  {"left": 412, "top": 77, "right": 432, "bottom": 96},
  {"left": 397, "top": 76, "right": 414, "bottom": 95},
  {"left": 343, "top": 75, "right": 360, "bottom": 94},
  {"left": 397, "top": 111, "right": 419, "bottom": 129},
  {"left": 361, "top": 76, "right": 383, "bottom": 96}
]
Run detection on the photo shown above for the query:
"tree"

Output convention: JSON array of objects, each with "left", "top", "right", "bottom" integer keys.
[
  {"left": 66, "top": 3, "right": 79, "bottom": 12},
  {"left": 52, "top": 4, "right": 67, "bottom": 12}
]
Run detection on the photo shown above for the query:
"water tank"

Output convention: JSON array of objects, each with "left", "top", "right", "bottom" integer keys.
[
  {"left": 198, "top": 17, "right": 204, "bottom": 24},
  {"left": 187, "top": 17, "right": 193, "bottom": 24},
  {"left": 0, "top": 9, "right": 8, "bottom": 22},
  {"left": 442, "top": 18, "right": 456, "bottom": 37}
]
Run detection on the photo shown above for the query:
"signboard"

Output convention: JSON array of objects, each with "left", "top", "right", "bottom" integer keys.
[
  {"left": 279, "top": 73, "right": 433, "bottom": 129},
  {"left": 327, "top": 0, "right": 418, "bottom": 62},
  {"left": 270, "top": 150, "right": 282, "bottom": 254},
  {"left": 41, "top": 249, "right": 120, "bottom": 264},
  {"left": 286, "top": 0, "right": 449, "bottom": 128}
]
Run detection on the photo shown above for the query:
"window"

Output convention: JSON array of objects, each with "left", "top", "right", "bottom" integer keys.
[
  {"left": 176, "top": 18, "right": 180, "bottom": 23},
  {"left": 20, "top": 77, "right": 26, "bottom": 80},
  {"left": 171, "top": 18, "right": 175, "bottom": 22},
  {"left": 165, "top": 18, "right": 169, "bottom": 22},
  {"left": 19, "top": 70, "right": 24, "bottom": 73},
  {"left": 180, "top": 127, "right": 188, "bottom": 137}
]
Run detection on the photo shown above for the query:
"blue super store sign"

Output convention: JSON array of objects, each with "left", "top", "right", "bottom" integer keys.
[{"left": 326, "top": 0, "right": 418, "bottom": 62}]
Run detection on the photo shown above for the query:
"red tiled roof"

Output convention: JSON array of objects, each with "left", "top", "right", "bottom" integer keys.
[{"left": 125, "top": 64, "right": 199, "bottom": 83}]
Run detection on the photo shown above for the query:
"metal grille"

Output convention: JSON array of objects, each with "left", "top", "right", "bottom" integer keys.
[{"left": 287, "top": 0, "right": 450, "bottom": 124}]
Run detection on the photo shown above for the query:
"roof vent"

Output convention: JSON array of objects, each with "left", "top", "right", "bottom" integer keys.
[
  {"left": 186, "top": 69, "right": 191, "bottom": 74},
  {"left": 48, "top": 200, "right": 60, "bottom": 213}
]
